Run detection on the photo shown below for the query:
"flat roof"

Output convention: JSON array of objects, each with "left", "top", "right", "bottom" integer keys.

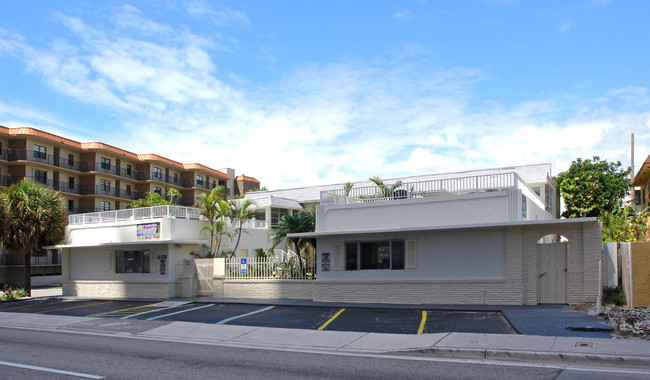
[
  {"left": 288, "top": 217, "right": 599, "bottom": 238},
  {"left": 46, "top": 239, "right": 208, "bottom": 249}
]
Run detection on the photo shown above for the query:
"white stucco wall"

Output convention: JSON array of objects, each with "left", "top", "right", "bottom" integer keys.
[{"left": 317, "top": 227, "right": 505, "bottom": 281}]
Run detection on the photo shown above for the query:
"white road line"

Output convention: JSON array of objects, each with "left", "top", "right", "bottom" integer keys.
[
  {"left": 0, "top": 360, "right": 104, "bottom": 379},
  {"left": 147, "top": 303, "right": 215, "bottom": 320}
]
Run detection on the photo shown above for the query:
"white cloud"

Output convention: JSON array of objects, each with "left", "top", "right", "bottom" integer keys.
[
  {"left": 1, "top": 7, "right": 649, "bottom": 190},
  {"left": 394, "top": 11, "right": 414, "bottom": 21}
]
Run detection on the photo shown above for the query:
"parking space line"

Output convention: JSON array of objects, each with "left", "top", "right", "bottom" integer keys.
[
  {"left": 121, "top": 301, "right": 194, "bottom": 319},
  {"left": 417, "top": 310, "right": 427, "bottom": 334},
  {"left": 35, "top": 301, "right": 113, "bottom": 314},
  {"left": 87, "top": 301, "right": 164, "bottom": 318},
  {"left": 317, "top": 308, "right": 346, "bottom": 331},
  {"left": 0, "top": 360, "right": 104, "bottom": 379},
  {"left": 216, "top": 305, "right": 275, "bottom": 325},
  {"left": 147, "top": 303, "right": 215, "bottom": 321},
  {"left": 0, "top": 299, "right": 68, "bottom": 311}
]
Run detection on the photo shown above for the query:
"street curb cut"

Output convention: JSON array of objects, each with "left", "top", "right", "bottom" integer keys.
[{"left": 400, "top": 347, "right": 650, "bottom": 368}]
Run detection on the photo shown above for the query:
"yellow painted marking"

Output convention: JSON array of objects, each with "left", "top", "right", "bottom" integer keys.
[
  {"left": 86, "top": 301, "right": 165, "bottom": 318},
  {"left": 0, "top": 299, "right": 68, "bottom": 311},
  {"left": 317, "top": 308, "right": 345, "bottom": 331},
  {"left": 35, "top": 301, "right": 113, "bottom": 314},
  {"left": 417, "top": 310, "right": 427, "bottom": 335}
]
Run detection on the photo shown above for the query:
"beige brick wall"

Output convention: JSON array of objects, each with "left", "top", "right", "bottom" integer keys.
[
  {"left": 63, "top": 280, "right": 172, "bottom": 299},
  {"left": 216, "top": 280, "right": 313, "bottom": 300},
  {"left": 313, "top": 221, "right": 602, "bottom": 305}
]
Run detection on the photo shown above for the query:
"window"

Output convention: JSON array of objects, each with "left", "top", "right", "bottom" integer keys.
[
  {"left": 115, "top": 250, "right": 150, "bottom": 273},
  {"left": 100, "top": 201, "right": 110, "bottom": 212},
  {"left": 126, "top": 164, "right": 132, "bottom": 176},
  {"left": 154, "top": 187, "right": 161, "bottom": 195},
  {"left": 126, "top": 184, "right": 131, "bottom": 196},
  {"left": 68, "top": 200, "right": 74, "bottom": 212},
  {"left": 173, "top": 173, "right": 178, "bottom": 183},
  {"left": 153, "top": 167, "right": 162, "bottom": 179},
  {"left": 68, "top": 154, "right": 74, "bottom": 166},
  {"left": 68, "top": 177, "right": 75, "bottom": 189},
  {"left": 270, "top": 208, "right": 288, "bottom": 225},
  {"left": 345, "top": 240, "right": 405, "bottom": 270},
  {"left": 100, "top": 157, "right": 111, "bottom": 171},
  {"left": 100, "top": 179, "right": 111, "bottom": 192},
  {"left": 34, "top": 169, "right": 47, "bottom": 184},
  {"left": 212, "top": 180, "right": 216, "bottom": 189},
  {"left": 33, "top": 144, "right": 47, "bottom": 160},
  {"left": 196, "top": 175, "right": 203, "bottom": 185},
  {"left": 532, "top": 187, "right": 541, "bottom": 197}
]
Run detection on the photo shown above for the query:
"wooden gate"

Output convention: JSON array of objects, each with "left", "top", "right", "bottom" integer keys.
[
  {"left": 195, "top": 259, "right": 214, "bottom": 297},
  {"left": 538, "top": 243, "right": 568, "bottom": 304}
]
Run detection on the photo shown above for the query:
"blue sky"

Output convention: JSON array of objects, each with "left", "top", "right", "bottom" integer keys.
[{"left": 1, "top": 0, "right": 648, "bottom": 189}]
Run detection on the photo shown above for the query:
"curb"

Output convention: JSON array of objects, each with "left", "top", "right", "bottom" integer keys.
[{"left": 401, "top": 346, "right": 650, "bottom": 368}]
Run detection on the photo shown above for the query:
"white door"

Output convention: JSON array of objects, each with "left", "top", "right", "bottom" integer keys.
[{"left": 538, "top": 243, "right": 567, "bottom": 304}]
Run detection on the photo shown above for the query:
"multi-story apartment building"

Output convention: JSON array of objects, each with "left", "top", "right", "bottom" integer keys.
[
  {"left": 0, "top": 126, "right": 259, "bottom": 211},
  {"left": 0, "top": 125, "right": 260, "bottom": 287}
]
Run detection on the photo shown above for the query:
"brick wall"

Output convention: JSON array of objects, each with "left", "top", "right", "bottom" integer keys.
[
  {"left": 216, "top": 279, "right": 313, "bottom": 300},
  {"left": 63, "top": 280, "right": 172, "bottom": 299}
]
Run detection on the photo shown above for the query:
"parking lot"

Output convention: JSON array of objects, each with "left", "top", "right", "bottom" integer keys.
[{"left": 0, "top": 299, "right": 516, "bottom": 335}]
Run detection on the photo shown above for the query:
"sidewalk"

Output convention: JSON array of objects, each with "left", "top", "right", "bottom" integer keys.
[{"left": 1, "top": 309, "right": 649, "bottom": 369}]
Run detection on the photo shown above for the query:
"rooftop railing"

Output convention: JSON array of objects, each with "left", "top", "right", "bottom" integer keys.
[
  {"left": 321, "top": 172, "right": 521, "bottom": 205},
  {"left": 69, "top": 205, "right": 203, "bottom": 225}
]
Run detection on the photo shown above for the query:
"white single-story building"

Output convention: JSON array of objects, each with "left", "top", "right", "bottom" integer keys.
[{"left": 290, "top": 171, "right": 602, "bottom": 305}]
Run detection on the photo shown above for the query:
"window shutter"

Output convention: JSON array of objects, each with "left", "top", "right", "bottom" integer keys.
[
  {"left": 333, "top": 243, "right": 343, "bottom": 271},
  {"left": 151, "top": 250, "right": 157, "bottom": 272},
  {"left": 405, "top": 239, "right": 417, "bottom": 269},
  {"left": 108, "top": 251, "right": 114, "bottom": 272}
]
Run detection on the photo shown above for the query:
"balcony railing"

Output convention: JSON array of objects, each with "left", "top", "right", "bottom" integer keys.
[
  {"left": 194, "top": 180, "right": 218, "bottom": 190},
  {"left": 78, "top": 185, "right": 140, "bottom": 200},
  {"left": 321, "top": 173, "right": 520, "bottom": 205},
  {"left": 0, "top": 149, "right": 8, "bottom": 161},
  {"left": 5, "top": 149, "right": 83, "bottom": 171},
  {"left": 69, "top": 205, "right": 203, "bottom": 225}
]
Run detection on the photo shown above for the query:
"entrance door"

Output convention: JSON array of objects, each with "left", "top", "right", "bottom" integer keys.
[
  {"left": 538, "top": 243, "right": 567, "bottom": 304},
  {"left": 195, "top": 259, "right": 214, "bottom": 297}
]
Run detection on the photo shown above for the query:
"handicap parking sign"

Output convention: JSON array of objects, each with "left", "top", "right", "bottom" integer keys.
[{"left": 240, "top": 258, "right": 247, "bottom": 274}]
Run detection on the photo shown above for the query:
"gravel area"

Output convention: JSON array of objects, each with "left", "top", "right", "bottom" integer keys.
[{"left": 603, "top": 306, "right": 650, "bottom": 339}]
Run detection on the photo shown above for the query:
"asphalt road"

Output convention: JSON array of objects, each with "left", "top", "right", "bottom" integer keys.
[
  {"left": 2, "top": 328, "right": 646, "bottom": 380},
  {"left": 0, "top": 299, "right": 516, "bottom": 335}
]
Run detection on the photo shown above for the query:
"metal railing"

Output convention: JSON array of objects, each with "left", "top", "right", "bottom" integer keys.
[
  {"left": 321, "top": 173, "right": 519, "bottom": 205},
  {"left": 69, "top": 205, "right": 203, "bottom": 225},
  {"left": 5, "top": 149, "right": 82, "bottom": 171},
  {"left": 230, "top": 219, "right": 268, "bottom": 229},
  {"left": 225, "top": 256, "right": 315, "bottom": 280}
]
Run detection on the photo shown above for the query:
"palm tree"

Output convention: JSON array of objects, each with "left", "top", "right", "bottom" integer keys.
[
  {"left": 269, "top": 211, "right": 316, "bottom": 273},
  {"left": 165, "top": 187, "right": 182, "bottom": 205},
  {"left": 2, "top": 180, "right": 67, "bottom": 295},
  {"left": 196, "top": 186, "right": 229, "bottom": 257},
  {"left": 229, "top": 199, "right": 257, "bottom": 254},
  {"left": 369, "top": 176, "right": 403, "bottom": 199}
]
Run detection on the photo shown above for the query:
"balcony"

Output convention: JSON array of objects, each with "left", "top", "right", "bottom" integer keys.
[
  {"left": 321, "top": 173, "right": 523, "bottom": 205},
  {"left": 68, "top": 205, "right": 203, "bottom": 225},
  {"left": 5, "top": 149, "right": 82, "bottom": 171},
  {"left": 0, "top": 149, "right": 8, "bottom": 161},
  {"left": 194, "top": 180, "right": 218, "bottom": 190},
  {"left": 137, "top": 171, "right": 191, "bottom": 187},
  {"left": 0, "top": 174, "right": 9, "bottom": 187},
  {"left": 78, "top": 185, "right": 140, "bottom": 200}
]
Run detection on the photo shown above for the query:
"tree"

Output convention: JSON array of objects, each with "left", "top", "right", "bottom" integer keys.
[
  {"left": 556, "top": 157, "right": 631, "bottom": 218},
  {"left": 128, "top": 191, "right": 171, "bottom": 208},
  {"left": 600, "top": 205, "right": 649, "bottom": 242},
  {"left": 229, "top": 199, "right": 258, "bottom": 254},
  {"left": 369, "top": 176, "right": 403, "bottom": 199},
  {"left": 0, "top": 193, "right": 8, "bottom": 245},
  {"left": 344, "top": 182, "right": 354, "bottom": 196},
  {"left": 196, "top": 186, "right": 229, "bottom": 257},
  {"left": 268, "top": 211, "right": 316, "bottom": 273},
  {"left": 165, "top": 187, "right": 182, "bottom": 205},
  {"left": 2, "top": 180, "right": 67, "bottom": 295}
]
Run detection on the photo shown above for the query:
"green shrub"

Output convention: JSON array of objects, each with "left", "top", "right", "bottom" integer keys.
[
  {"left": 603, "top": 285, "right": 627, "bottom": 306},
  {"left": 1, "top": 284, "right": 29, "bottom": 301}
]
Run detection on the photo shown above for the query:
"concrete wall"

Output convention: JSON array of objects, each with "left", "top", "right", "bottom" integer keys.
[
  {"left": 316, "top": 190, "right": 553, "bottom": 234},
  {"left": 67, "top": 216, "right": 209, "bottom": 245}
]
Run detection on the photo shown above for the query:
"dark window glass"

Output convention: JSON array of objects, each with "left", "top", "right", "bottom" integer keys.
[
  {"left": 173, "top": 173, "right": 178, "bottom": 183},
  {"left": 115, "top": 250, "right": 150, "bottom": 273},
  {"left": 34, "top": 169, "right": 47, "bottom": 184},
  {"left": 68, "top": 199, "right": 74, "bottom": 211},
  {"left": 100, "top": 157, "right": 111, "bottom": 170},
  {"left": 33, "top": 145, "right": 47, "bottom": 160},
  {"left": 196, "top": 175, "right": 203, "bottom": 185},
  {"left": 100, "top": 201, "right": 110, "bottom": 211},
  {"left": 345, "top": 242, "right": 358, "bottom": 270},
  {"left": 100, "top": 179, "right": 110, "bottom": 192},
  {"left": 391, "top": 240, "right": 405, "bottom": 270},
  {"left": 126, "top": 185, "right": 131, "bottom": 195},
  {"left": 153, "top": 167, "right": 162, "bottom": 179},
  {"left": 360, "top": 241, "right": 390, "bottom": 269},
  {"left": 126, "top": 165, "right": 132, "bottom": 176},
  {"left": 154, "top": 187, "right": 161, "bottom": 195}
]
